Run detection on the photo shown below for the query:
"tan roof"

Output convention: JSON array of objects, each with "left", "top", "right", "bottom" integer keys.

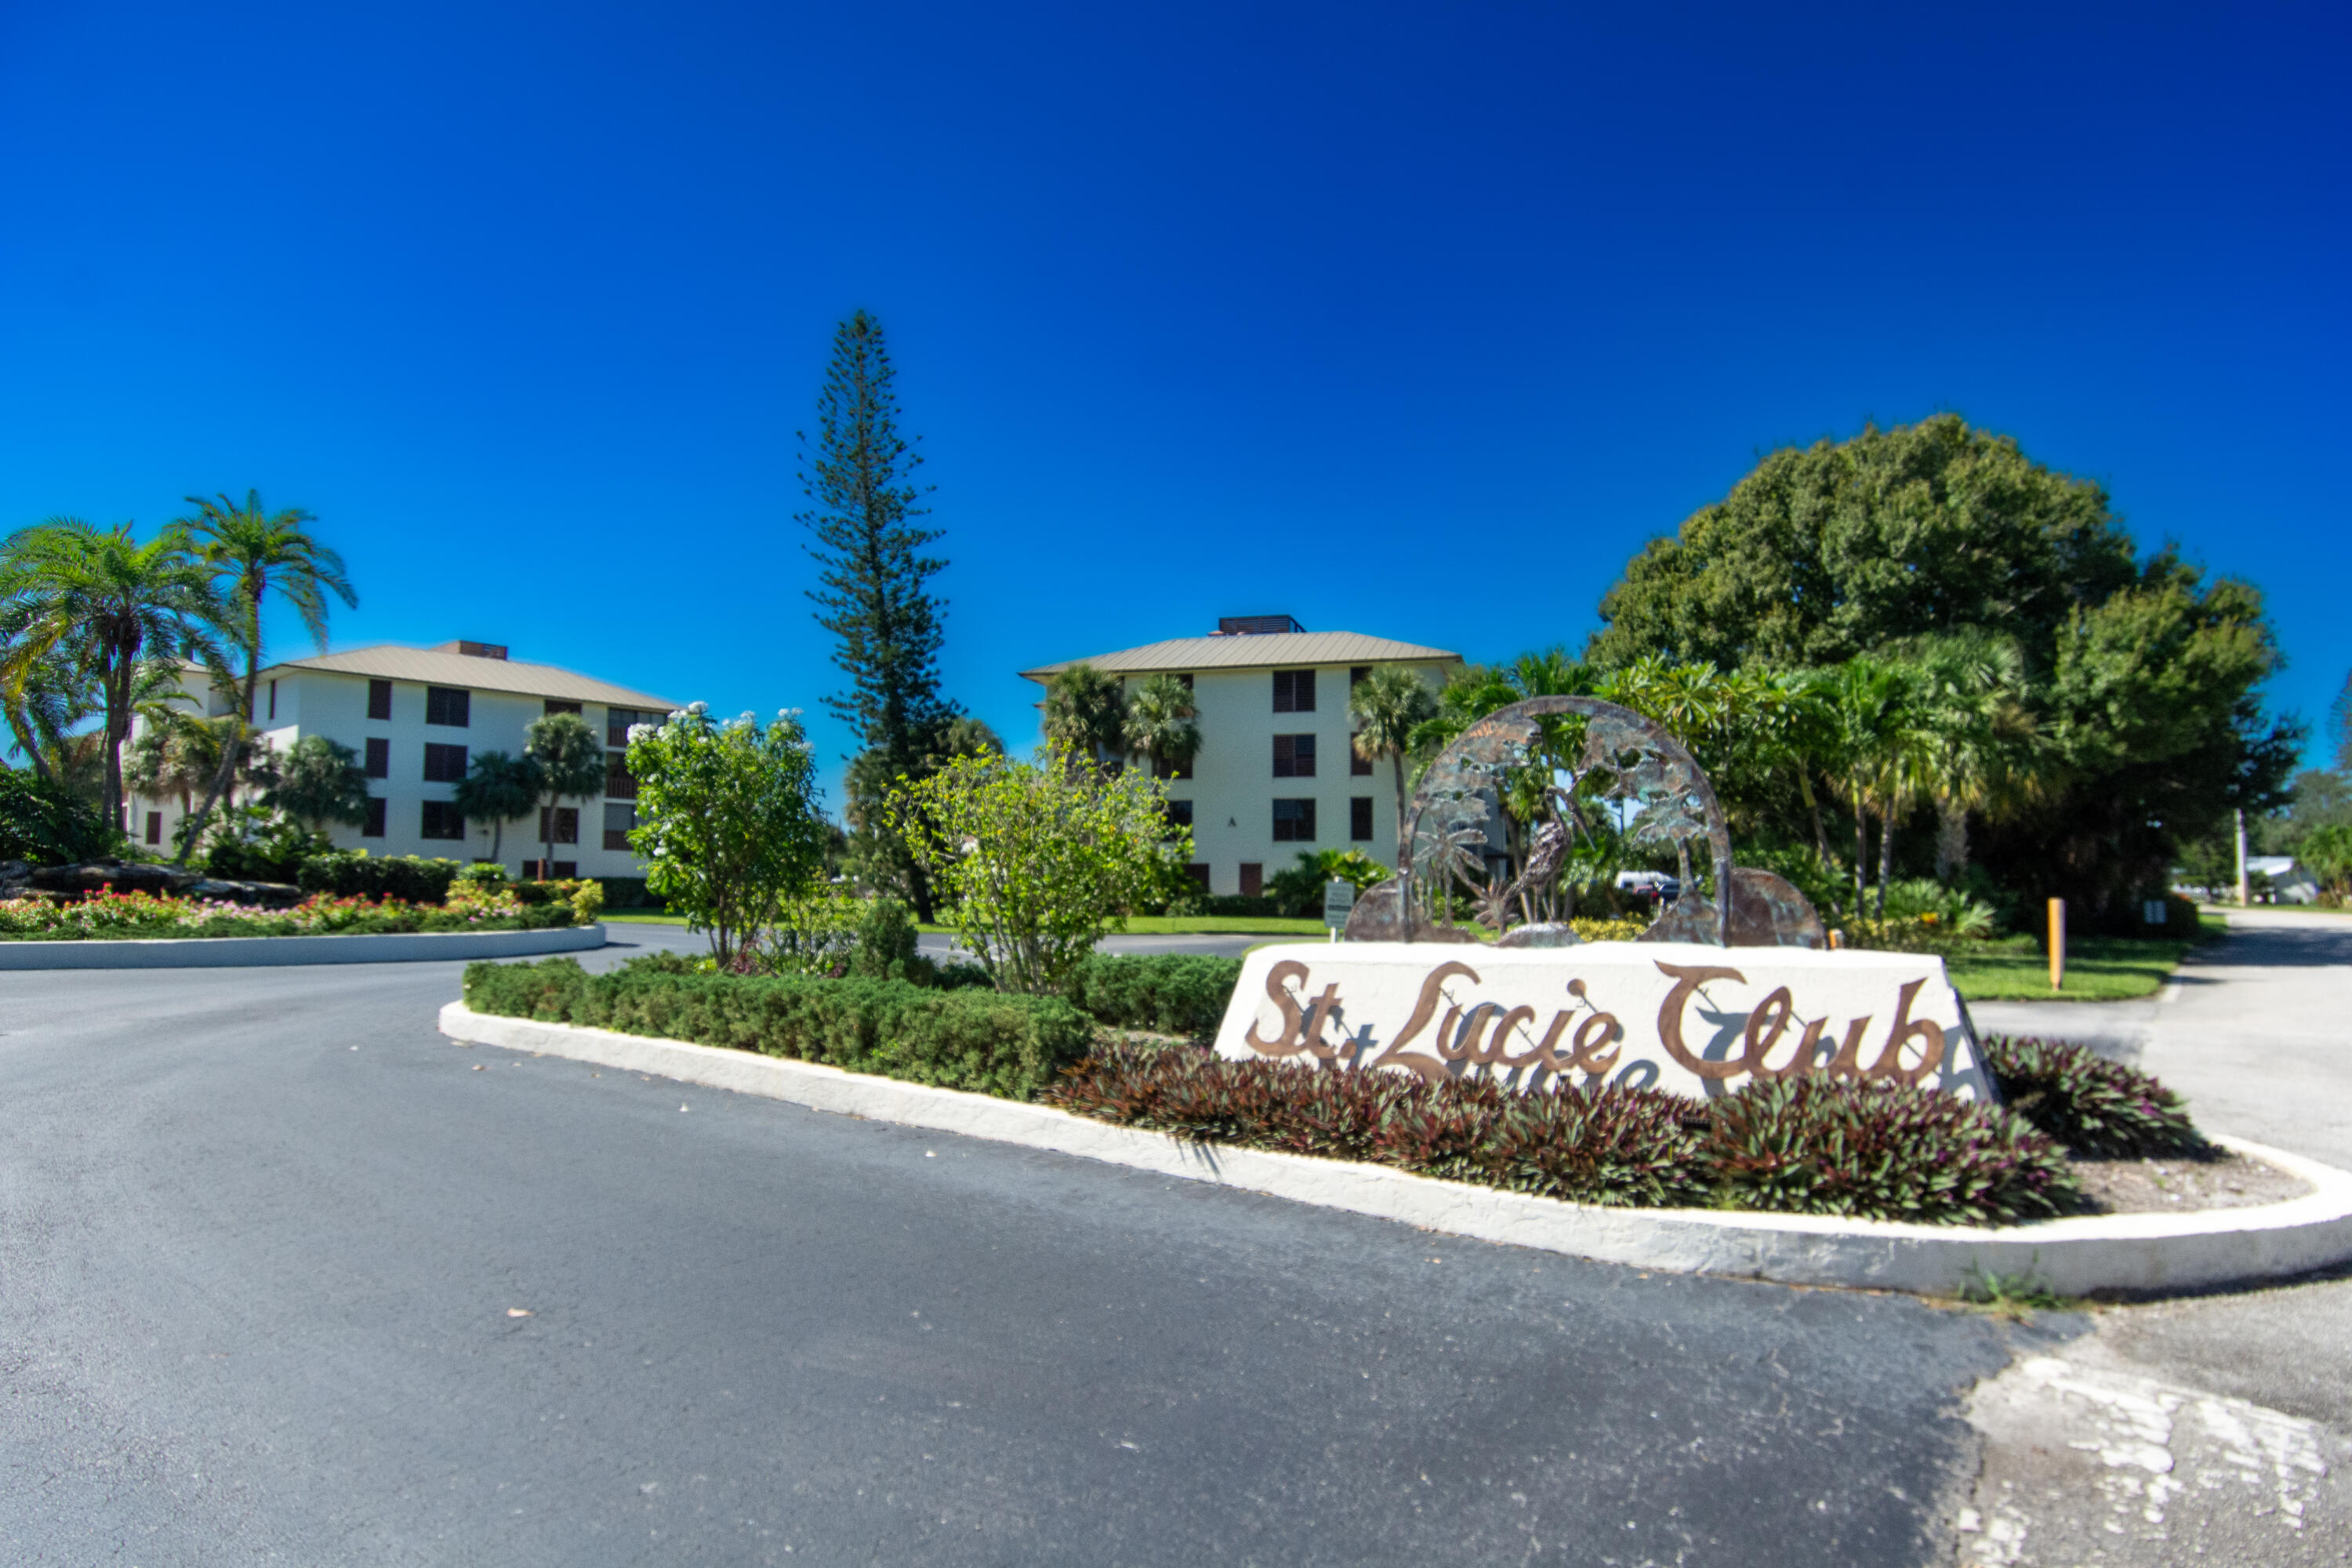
[
  {"left": 1022, "top": 630, "right": 1461, "bottom": 682},
  {"left": 262, "top": 645, "right": 677, "bottom": 710}
]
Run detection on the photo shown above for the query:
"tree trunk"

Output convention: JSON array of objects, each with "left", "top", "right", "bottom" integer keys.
[
  {"left": 1391, "top": 753, "right": 1413, "bottom": 918},
  {"left": 1802, "top": 775, "right": 1829, "bottom": 865},
  {"left": 1875, "top": 808, "right": 1896, "bottom": 918},
  {"left": 1934, "top": 802, "right": 1969, "bottom": 883},
  {"left": 1852, "top": 782, "right": 1868, "bottom": 918},
  {"left": 174, "top": 659, "right": 261, "bottom": 868}
]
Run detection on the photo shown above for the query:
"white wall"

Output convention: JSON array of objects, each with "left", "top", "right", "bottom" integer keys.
[
  {"left": 1131, "top": 661, "right": 1449, "bottom": 896},
  {"left": 129, "top": 669, "right": 658, "bottom": 879}
]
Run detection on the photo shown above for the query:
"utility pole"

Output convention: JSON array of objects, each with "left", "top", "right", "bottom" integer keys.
[{"left": 2234, "top": 807, "right": 2249, "bottom": 906}]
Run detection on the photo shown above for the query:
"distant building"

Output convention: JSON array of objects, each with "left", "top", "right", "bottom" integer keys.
[
  {"left": 127, "top": 641, "right": 675, "bottom": 879},
  {"left": 2248, "top": 855, "right": 2321, "bottom": 904},
  {"left": 1021, "top": 615, "right": 1461, "bottom": 897}
]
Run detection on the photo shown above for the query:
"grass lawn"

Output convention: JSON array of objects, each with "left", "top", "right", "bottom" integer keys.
[
  {"left": 1942, "top": 920, "right": 2221, "bottom": 1002},
  {"left": 603, "top": 910, "right": 690, "bottom": 924}
]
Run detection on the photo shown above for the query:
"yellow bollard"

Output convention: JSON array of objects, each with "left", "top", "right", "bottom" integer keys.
[{"left": 2048, "top": 897, "right": 2066, "bottom": 992}]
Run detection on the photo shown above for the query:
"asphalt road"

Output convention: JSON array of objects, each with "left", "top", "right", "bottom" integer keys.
[{"left": 0, "top": 938, "right": 2061, "bottom": 1566}]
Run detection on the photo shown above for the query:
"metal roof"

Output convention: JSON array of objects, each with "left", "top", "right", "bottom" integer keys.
[
  {"left": 260, "top": 645, "right": 678, "bottom": 711},
  {"left": 1021, "top": 630, "right": 1461, "bottom": 682}
]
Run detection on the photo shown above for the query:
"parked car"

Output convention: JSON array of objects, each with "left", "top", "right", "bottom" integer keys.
[{"left": 1614, "top": 869, "right": 1680, "bottom": 902}]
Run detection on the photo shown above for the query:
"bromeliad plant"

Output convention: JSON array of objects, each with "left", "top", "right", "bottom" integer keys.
[{"left": 1980, "top": 1035, "right": 2206, "bottom": 1158}]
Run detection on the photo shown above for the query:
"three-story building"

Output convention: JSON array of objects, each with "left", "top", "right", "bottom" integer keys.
[{"left": 1020, "top": 616, "right": 1459, "bottom": 896}]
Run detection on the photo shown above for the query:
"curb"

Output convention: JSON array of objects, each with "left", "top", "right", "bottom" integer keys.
[
  {"left": 437, "top": 1002, "right": 2352, "bottom": 1298},
  {"left": 0, "top": 923, "right": 607, "bottom": 969}
]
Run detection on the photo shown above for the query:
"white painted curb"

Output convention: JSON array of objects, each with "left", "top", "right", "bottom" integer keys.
[
  {"left": 0, "top": 922, "right": 607, "bottom": 969},
  {"left": 437, "top": 1002, "right": 2352, "bottom": 1298}
]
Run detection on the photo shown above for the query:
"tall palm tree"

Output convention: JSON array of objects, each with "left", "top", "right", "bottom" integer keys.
[
  {"left": 1822, "top": 655, "right": 1926, "bottom": 919},
  {"left": 172, "top": 492, "right": 355, "bottom": 864},
  {"left": 1120, "top": 673, "right": 1201, "bottom": 779},
  {"left": 1348, "top": 664, "right": 1438, "bottom": 872},
  {"left": 0, "top": 520, "right": 225, "bottom": 835},
  {"left": 1897, "top": 630, "right": 2043, "bottom": 882},
  {"left": 0, "top": 633, "right": 98, "bottom": 786}
]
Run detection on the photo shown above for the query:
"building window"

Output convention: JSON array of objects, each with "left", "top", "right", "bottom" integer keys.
[
  {"left": 362, "top": 797, "right": 387, "bottom": 838},
  {"left": 522, "top": 860, "right": 578, "bottom": 880},
  {"left": 604, "top": 751, "right": 636, "bottom": 800},
  {"left": 420, "top": 801, "right": 466, "bottom": 840},
  {"left": 539, "top": 806, "right": 579, "bottom": 845},
  {"left": 145, "top": 811, "right": 162, "bottom": 845},
  {"left": 608, "top": 707, "right": 659, "bottom": 747},
  {"left": 1272, "top": 734, "right": 1316, "bottom": 778},
  {"left": 603, "top": 802, "right": 637, "bottom": 851},
  {"left": 1272, "top": 669, "right": 1316, "bottom": 713},
  {"left": 1350, "top": 732, "right": 1374, "bottom": 776},
  {"left": 1185, "top": 863, "right": 1210, "bottom": 892},
  {"left": 425, "top": 687, "right": 470, "bottom": 727},
  {"left": 1350, "top": 665, "right": 1370, "bottom": 688},
  {"left": 423, "top": 742, "right": 469, "bottom": 782},
  {"left": 267, "top": 680, "right": 278, "bottom": 720},
  {"left": 364, "top": 737, "right": 390, "bottom": 779},
  {"left": 1163, "top": 798, "right": 1193, "bottom": 841},
  {"left": 1350, "top": 797, "right": 1374, "bottom": 842},
  {"left": 1272, "top": 798, "right": 1317, "bottom": 841},
  {"left": 1239, "top": 862, "right": 1263, "bottom": 897},
  {"left": 544, "top": 699, "right": 583, "bottom": 716},
  {"left": 367, "top": 679, "right": 393, "bottom": 720},
  {"left": 1154, "top": 756, "right": 1192, "bottom": 781}
]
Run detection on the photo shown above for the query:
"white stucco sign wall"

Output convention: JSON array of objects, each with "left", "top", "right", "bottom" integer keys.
[{"left": 1212, "top": 942, "right": 1994, "bottom": 1102}]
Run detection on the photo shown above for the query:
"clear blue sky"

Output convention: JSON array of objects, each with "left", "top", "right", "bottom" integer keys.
[{"left": 4, "top": 2, "right": 2346, "bottom": 810}]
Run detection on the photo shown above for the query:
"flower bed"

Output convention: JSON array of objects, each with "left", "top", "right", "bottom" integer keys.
[{"left": 0, "top": 885, "right": 580, "bottom": 940}]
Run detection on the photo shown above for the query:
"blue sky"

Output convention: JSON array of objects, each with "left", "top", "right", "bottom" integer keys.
[{"left": 3, "top": 2, "right": 2346, "bottom": 810}]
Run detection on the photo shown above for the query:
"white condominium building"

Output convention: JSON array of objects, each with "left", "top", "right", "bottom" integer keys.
[
  {"left": 1021, "top": 615, "right": 1459, "bottom": 898},
  {"left": 128, "top": 641, "right": 677, "bottom": 879}
]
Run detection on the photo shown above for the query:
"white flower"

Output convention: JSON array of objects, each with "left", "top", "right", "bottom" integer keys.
[{"left": 685, "top": 701, "right": 708, "bottom": 717}]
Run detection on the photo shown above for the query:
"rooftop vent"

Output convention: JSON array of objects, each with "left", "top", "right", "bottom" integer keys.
[
  {"left": 436, "top": 640, "right": 510, "bottom": 660},
  {"left": 1214, "top": 615, "right": 1305, "bottom": 637}
]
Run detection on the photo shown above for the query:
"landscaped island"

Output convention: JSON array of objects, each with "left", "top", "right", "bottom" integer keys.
[{"left": 463, "top": 949, "right": 2231, "bottom": 1229}]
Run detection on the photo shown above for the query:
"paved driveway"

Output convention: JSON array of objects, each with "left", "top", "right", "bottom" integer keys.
[{"left": 2, "top": 950, "right": 2044, "bottom": 1566}]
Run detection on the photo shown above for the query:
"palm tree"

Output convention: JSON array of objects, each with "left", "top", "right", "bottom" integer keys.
[
  {"left": 1348, "top": 664, "right": 1438, "bottom": 872},
  {"left": 0, "top": 635, "right": 98, "bottom": 786},
  {"left": 523, "top": 713, "right": 605, "bottom": 877},
  {"left": 1897, "top": 630, "right": 2042, "bottom": 882},
  {"left": 1121, "top": 673, "right": 1201, "bottom": 779},
  {"left": 263, "top": 735, "right": 371, "bottom": 834},
  {"left": 1823, "top": 655, "right": 1932, "bottom": 918},
  {"left": 1041, "top": 664, "right": 1126, "bottom": 774},
  {"left": 0, "top": 520, "right": 225, "bottom": 835},
  {"left": 452, "top": 751, "right": 543, "bottom": 864},
  {"left": 173, "top": 492, "right": 356, "bottom": 865}
]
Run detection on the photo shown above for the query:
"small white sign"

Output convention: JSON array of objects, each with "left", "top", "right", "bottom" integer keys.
[
  {"left": 2143, "top": 900, "right": 2168, "bottom": 926},
  {"left": 1322, "top": 879, "right": 1357, "bottom": 928}
]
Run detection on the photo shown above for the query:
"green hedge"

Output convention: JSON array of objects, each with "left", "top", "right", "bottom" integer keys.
[
  {"left": 1066, "top": 953, "right": 1243, "bottom": 1038},
  {"left": 297, "top": 851, "right": 463, "bottom": 903},
  {"left": 463, "top": 956, "right": 1092, "bottom": 1100}
]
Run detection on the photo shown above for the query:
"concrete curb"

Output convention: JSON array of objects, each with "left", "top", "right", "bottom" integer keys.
[
  {"left": 0, "top": 923, "right": 607, "bottom": 969},
  {"left": 437, "top": 1002, "right": 2352, "bottom": 1298}
]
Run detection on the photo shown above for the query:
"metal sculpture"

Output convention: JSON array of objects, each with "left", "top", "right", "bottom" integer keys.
[{"left": 1343, "top": 695, "right": 1825, "bottom": 950}]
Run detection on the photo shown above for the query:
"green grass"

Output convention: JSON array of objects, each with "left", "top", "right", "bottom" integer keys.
[
  {"left": 1943, "top": 931, "right": 2203, "bottom": 1002},
  {"left": 602, "top": 909, "right": 689, "bottom": 924}
]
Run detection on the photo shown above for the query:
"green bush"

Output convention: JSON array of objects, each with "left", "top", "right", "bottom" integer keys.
[
  {"left": 1980, "top": 1034, "right": 2206, "bottom": 1157},
  {"left": 297, "top": 851, "right": 463, "bottom": 904},
  {"left": 851, "top": 897, "right": 924, "bottom": 981},
  {"left": 1065, "top": 953, "right": 1243, "bottom": 1037},
  {"left": 1197, "top": 894, "right": 1285, "bottom": 917},
  {"left": 204, "top": 822, "right": 329, "bottom": 883},
  {"left": 0, "top": 770, "right": 114, "bottom": 865},
  {"left": 463, "top": 956, "right": 1092, "bottom": 1100}
]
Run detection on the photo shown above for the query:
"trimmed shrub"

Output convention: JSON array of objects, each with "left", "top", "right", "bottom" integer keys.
[
  {"left": 463, "top": 956, "right": 1091, "bottom": 1100},
  {"left": 297, "top": 851, "right": 463, "bottom": 904},
  {"left": 1197, "top": 894, "right": 1285, "bottom": 918},
  {"left": 1980, "top": 1035, "right": 2206, "bottom": 1158},
  {"left": 0, "top": 770, "right": 114, "bottom": 864},
  {"left": 1065, "top": 953, "right": 1244, "bottom": 1037},
  {"left": 1706, "top": 1078, "right": 2078, "bottom": 1225}
]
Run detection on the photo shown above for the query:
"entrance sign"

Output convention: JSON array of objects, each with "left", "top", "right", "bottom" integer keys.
[{"left": 1214, "top": 941, "right": 1994, "bottom": 1102}]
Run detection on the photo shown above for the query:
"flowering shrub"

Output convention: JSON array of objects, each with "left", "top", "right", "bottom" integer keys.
[{"left": 0, "top": 885, "right": 576, "bottom": 939}]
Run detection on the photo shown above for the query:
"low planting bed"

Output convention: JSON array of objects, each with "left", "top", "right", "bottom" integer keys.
[
  {"left": 461, "top": 955, "right": 2271, "bottom": 1229},
  {"left": 0, "top": 886, "right": 585, "bottom": 940}
]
